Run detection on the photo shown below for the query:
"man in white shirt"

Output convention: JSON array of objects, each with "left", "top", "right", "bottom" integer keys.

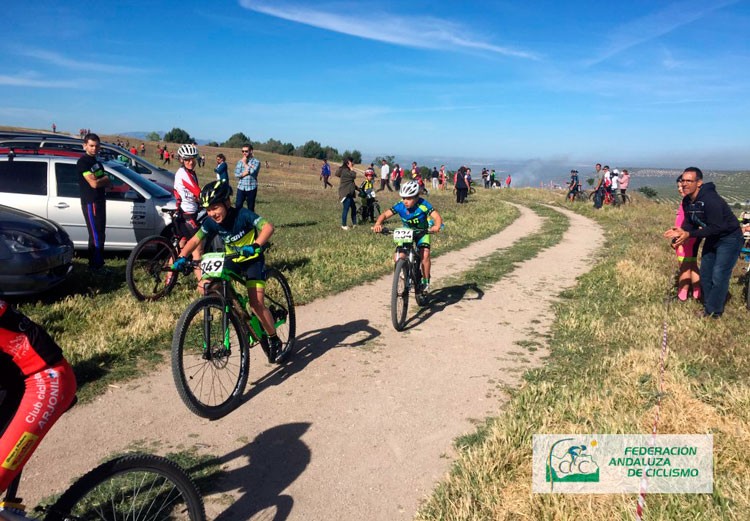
[{"left": 378, "top": 159, "right": 393, "bottom": 192}]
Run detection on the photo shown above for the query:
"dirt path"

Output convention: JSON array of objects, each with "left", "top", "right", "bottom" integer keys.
[{"left": 23, "top": 204, "right": 603, "bottom": 520}]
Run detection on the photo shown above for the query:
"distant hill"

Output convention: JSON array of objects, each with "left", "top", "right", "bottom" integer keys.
[{"left": 119, "top": 131, "right": 213, "bottom": 145}]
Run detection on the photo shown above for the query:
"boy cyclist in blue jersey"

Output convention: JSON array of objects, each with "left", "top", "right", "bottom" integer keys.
[
  {"left": 172, "top": 180, "right": 283, "bottom": 363},
  {"left": 372, "top": 180, "right": 443, "bottom": 291}
]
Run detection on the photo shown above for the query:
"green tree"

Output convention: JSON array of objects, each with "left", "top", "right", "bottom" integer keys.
[
  {"left": 206, "top": 141, "right": 220, "bottom": 147},
  {"left": 296, "top": 140, "right": 324, "bottom": 159},
  {"left": 638, "top": 186, "right": 658, "bottom": 198},
  {"left": 222, "top": 132, "right": 251, "bottom": 148},
  {"left": 146, "top": 131, "right": 161, "bottom": 141},
  {"left": 163, "top": 127, "right": 193, "bottom": 144},
  {"left": 586, "top": 177, "right": 595, "bottom": 187},
  {"left": 341, "top": 149, "right": 362, "bottom": 164},
  {"left": 374, "top": 155, "right": 395, "bottom": 166}
]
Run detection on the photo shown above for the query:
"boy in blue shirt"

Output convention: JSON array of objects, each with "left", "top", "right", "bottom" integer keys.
[{"left": 372, "top": 180, "right": 443, "bottom": 291}]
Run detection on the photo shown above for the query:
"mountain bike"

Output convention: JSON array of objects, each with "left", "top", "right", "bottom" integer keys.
[
  {"left": 1, "top": 453, "right": 205, "bottom": 520},
  {"left": 739, "top": 236, "right": 750, "bottom": 310},
  {"left": 356, "top": 187, "right": 381, "bottom": 224},
  {"left": 381, "top": 228, "right": 430, "bottom": 331},
  {"left": 171, "top": 249, "right": 295, "bottom": 420},
  {"left": 126, "top": 208, "right": 221, "bottom": 301}
]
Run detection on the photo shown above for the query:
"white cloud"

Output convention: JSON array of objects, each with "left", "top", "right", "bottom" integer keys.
[
  {"left": 0, "top": 74, "right": 80, "bottom": 88},
  {"left": 19, "top": 48, "right": 147, "bottom": 74},
  {"left": 585, "top": 0, "right": 741, "bottom": 66},
  {"left": 239, "top": 0, "right": 538, "bottom": 59}
]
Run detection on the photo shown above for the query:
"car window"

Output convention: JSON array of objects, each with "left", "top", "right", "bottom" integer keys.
[
  {"left": 55, "top": 163, "right": 80, "bottom": 197},
  {"left": 0, "top": 160, "right": 48, "bottom": 195},
  {"left": 106, "top": 176, "right": 144, "bottom": 202},
  {"left": 106, "top": 163, "right": 172, "bottom": 198}
]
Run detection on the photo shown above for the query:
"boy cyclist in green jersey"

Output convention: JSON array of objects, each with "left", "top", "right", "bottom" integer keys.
[
  {"left": 372, "top": 180, "right": 443, "bottom": 291},
  {"left": 172, "top": 180, "right": 283, "bottom": 363}
]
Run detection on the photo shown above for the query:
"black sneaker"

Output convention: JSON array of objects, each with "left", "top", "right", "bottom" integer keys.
[{"left": 269, "top": 336, "right": 284, "bottom": 363}]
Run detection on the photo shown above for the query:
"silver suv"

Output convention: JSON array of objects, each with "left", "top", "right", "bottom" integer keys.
[{"left": 0, "top": 153, "right": 177, "bottom": 250}]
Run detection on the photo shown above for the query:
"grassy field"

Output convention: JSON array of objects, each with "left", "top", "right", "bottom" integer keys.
[
  {"left": 5, "top": 129, "right": 750, "bottom": 518},
  {"left": 416, "top": 192, "right": 750, "bottom": 521}
]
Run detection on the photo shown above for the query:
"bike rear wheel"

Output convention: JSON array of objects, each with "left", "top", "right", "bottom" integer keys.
[
  {"left": 391, "top": 259, "right": 410, "bottom": 331},
  {"left": 126, "top": 235, "right": 179, "bottom": 301},
  {"left": 260, "top": 268, "right": 296, "bottom": 363},
  {"left": 172, "top": 296, "right": 250, "bottom": 419},
  {"left": 44, "top": 453, "right": 205, "bottom": 521}
]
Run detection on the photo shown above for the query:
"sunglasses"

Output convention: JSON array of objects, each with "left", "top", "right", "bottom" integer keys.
[{"left": 242, "top": 150, "right": 251, "bottom": 153}]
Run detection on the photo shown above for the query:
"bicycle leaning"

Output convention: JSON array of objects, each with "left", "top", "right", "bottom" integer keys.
[
  {"left": 171, "top": 247, "right": 296, "bottom": 420},
  {"left": 125, "top": 207, "right": 220, "bottom": 302},
  {"left": 1, "top": 452, "right": 204, "bottom": 521}
]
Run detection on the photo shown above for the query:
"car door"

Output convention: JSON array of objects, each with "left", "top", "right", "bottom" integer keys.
[
  {"left": 102, "top": 168, "right": 151, "bottom": 248},
  {"left": 0, "top": 158, "right": 50, "bottom": 220},
  {"left": 48, "top": 161, "right": 88, "bottom": 247}
]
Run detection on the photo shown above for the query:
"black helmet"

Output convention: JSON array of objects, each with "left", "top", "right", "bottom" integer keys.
[{"left": 200, "top": 180, "right": 232, "bottom": 208}]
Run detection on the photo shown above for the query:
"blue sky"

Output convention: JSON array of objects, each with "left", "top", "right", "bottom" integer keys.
[{"left": 1, "top": 1, "right": 749, "bottom": 169}]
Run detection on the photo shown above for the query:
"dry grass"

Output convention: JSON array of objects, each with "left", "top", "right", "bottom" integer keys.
[{"left": 417, "top": 191, "right": 750, "bottom": 520}]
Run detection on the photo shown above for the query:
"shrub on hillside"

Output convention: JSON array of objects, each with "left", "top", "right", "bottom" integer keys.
[{"left": 164, "top": 127, "right": 194, "bottom": 144}]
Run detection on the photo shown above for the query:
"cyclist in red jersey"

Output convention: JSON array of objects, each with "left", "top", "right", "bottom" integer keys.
[{"left": 0, "top": 300, "right": 77, "bottom": 494}]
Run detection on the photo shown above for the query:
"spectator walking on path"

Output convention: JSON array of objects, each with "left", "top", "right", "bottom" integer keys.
[
  {"left": 235, "top": 143, "right": 260, "bottom": 212},
  {"left": 321, "top": 159, "right": 333, "bottom": 188},
  {"left": 336, "top": 157, "right": 357, "bottom": 230},
  {"left": 77, "top": 133, "right": 110, "bottom": 271},
  {"left": 378, "top": 159, "right": 393, "bottom": 192},
  {"left": 664, "top": 167, "right": 742, "bottom": 317}
]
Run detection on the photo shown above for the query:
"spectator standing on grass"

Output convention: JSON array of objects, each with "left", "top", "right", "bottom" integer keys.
[
  {"left": 162, "top": 148, "right": 171, "bottom": 166},
  {"left": 130, "top": 145, "right": 138, "bottom": 156},
  {"left": 431, "top": 166, "right": 440, "bottom": 190},
  {"left": 51, "top": 122, "right": 56, "bottom": 133},
  {"left": 671, "top": 175, "right": 702, "bottom": 301},
  {"left": 505, "top": 173, "right": 512, "bottom": 188},
  {"left": 140, "top": 143, "right": 146, "bottom": 156},
  {"left": 664, "top": 167, "right": 742, "bottom": 318},
  {"left": 454, "top": 166, "right": 470, "bottom": 204},
  {"left": 378, "top": 159, "right": 392, "bottom": 192},
  {"left": 336, "top": 157, "right": 357, "bottom": 230},
  {"left": 619, "top": 169, "right": 631, "bottom": 199},
  {"left": 77, "top": 133, "right": 110, "bottom": 271},
  {"left": 392, "top": 164, "right": 403, "bottom": 191},
  {"left": 610, "top": 170, "right": 620, "bottom": 205},
  {"left": 234, "top": 143, "right": 260, "bottom": 212},
  {"left": 439, "top": 165, "right": 447, "bottom": 190},
  {"left": 215, "top": 153, "right": 228, "bottom": 183}
]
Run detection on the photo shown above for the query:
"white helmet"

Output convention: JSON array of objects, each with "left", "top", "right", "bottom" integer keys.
[
  {"left": 177, "top": 143, "right": 199, "bottom": 159},
  {"left": 399, "top": 180, "right": 420, "bottom": 198}
]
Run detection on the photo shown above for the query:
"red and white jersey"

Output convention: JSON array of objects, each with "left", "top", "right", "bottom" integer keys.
[
  {"left": 0, "top": 300, "right": 64, "bottom": 376},
  {"left": 173, "top": 167, "right": 201, "bottom": 214}
]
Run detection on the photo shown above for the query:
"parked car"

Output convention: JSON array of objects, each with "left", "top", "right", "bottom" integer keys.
[
  {"left": 0, "top": 204, "right": 74, "bottom": 296},
  {"left": 0, "top": 152, "right": 177, "bottom": 251},
  {"left": 0, "top": 133, "right": 175, "bottom": 189}
]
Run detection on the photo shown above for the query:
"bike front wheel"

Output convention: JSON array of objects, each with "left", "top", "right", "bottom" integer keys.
[
  {"left": 126, "top": 235, "right": 179, "bottom": 301},
  {"left": 391, "top": 259, "right": 410, "bottom": 331},
  {"left": 261, "top": 268, "right": 296, "bottom": 363},
  {"left": 44, "top": 453, "right": 205, "bottom": 521},
  {"left": 172, "top": 296, "right": 250, "bottom": 419}
]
